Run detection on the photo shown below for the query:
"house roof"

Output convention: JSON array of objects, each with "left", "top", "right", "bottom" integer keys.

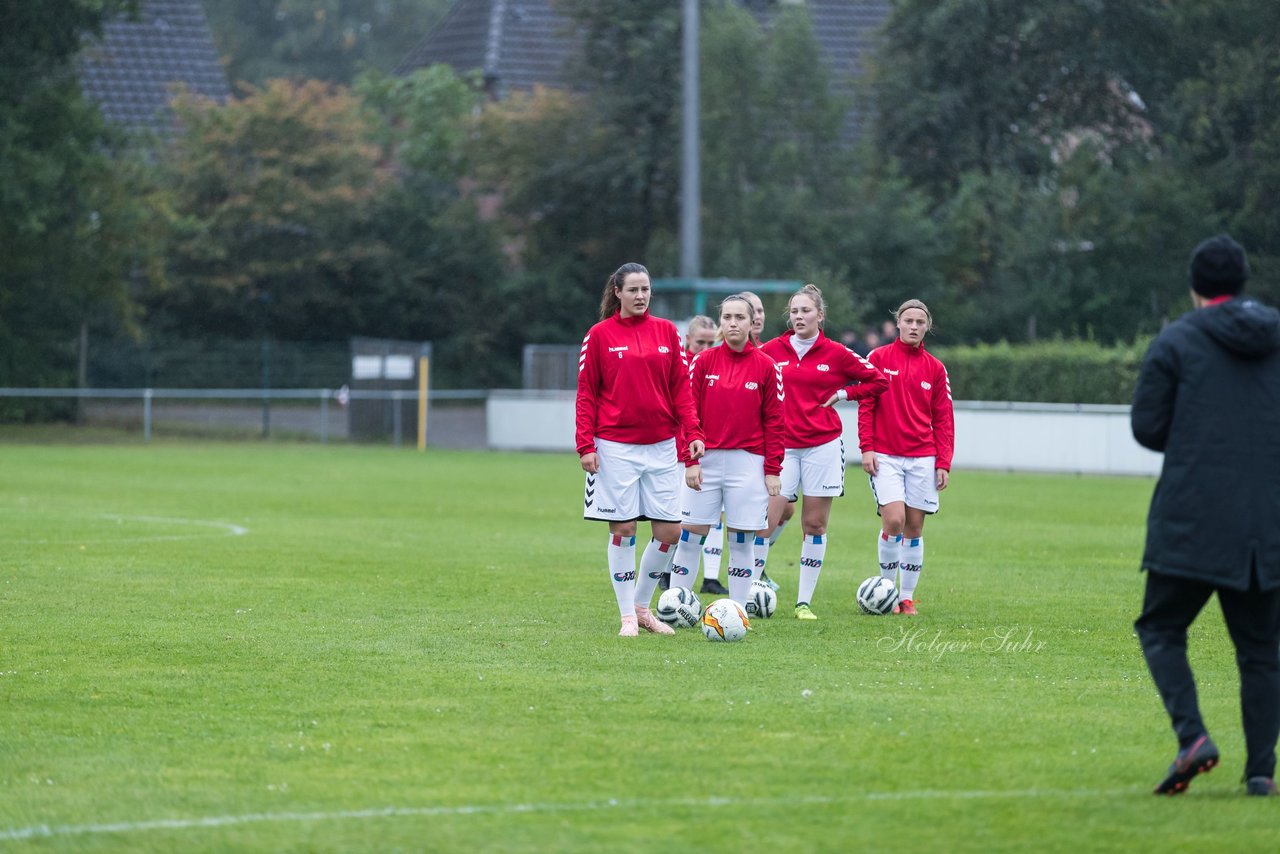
[
  {"left": 394, "top": 0, "right": 890, "bottom": 141},
  {"left": 394, "top": 0, "right": 575, "bottom": 96},
  {"left": 78, "top": 0, "right": 230, "bottom": 137}
]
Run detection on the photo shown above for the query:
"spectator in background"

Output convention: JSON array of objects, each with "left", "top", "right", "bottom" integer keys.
[
  {"left": 576, "top": 262, "right": 704, "bottom": 637},
  {"left": 841, "top": 329, "right": 869, "bottom": 356},
  {"left": 1130, "top": 235, "right": 1280, "bottom": 797},
  {"left": 684, "top": 315, "right": 717, "bottom": 357},
  {"left": 880, "top": 318, "right": 898, "bottom": 343}
]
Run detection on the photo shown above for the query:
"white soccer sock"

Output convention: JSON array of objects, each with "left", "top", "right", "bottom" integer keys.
[
  {"left": 796, "top": 533, "right": 826, "bottom": 606},
  {"left": 754, "top": 535, "right": 772, "bottom": 577},
  {"left": 726, "top": 530, "right": 756, "bottom": 606},
  {"left": 634, "top": 538, "right": 675, "bottom": 609},
  {"left": 879, "top": 531, "right": 902, "bottom": 583},
  {"left": 607, "top": 534, "right": 637, "bottom": 617},
  {"left": 670, "top": 529, "right": 705, "bottom": 590},
  {"left": 702, "top": 521, "right": 724, "bottom": 581},
  {"left": 899, "top": 536, "right": 923, "bottom": 600}
]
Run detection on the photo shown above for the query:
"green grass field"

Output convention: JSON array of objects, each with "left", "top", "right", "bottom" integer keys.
[{"left": 1, "top": 431, "right": 1275, "bottom": 851}]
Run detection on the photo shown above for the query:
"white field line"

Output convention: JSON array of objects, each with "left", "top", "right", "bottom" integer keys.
[
  {"left": 12, "top": 514, "right": 248, "bottom": 545},
  {"left": 0, "top": 788, "right": 1137, "bottom": 842}
]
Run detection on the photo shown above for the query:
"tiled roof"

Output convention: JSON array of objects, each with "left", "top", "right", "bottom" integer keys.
[
  {"left": 394, "top": 0, "right": 575, "bottom": 96},
  {"left": 78, "top": 0, "right": 230, "bottom": 137},
  {"left": 395, "top": 0, "right": 888, "bottom": 141}
]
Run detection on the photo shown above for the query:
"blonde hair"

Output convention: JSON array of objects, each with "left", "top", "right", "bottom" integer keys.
[
  {"left": 788, "top": 283, "right": 826, "bottom": 328},
  {"left": 894, "top": 298, "right": 932, "bottom": 331}
]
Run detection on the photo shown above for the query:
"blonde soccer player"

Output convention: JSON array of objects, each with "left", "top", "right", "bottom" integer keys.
[{"left": 668, "top": 294, "right": 784, "bottom": 607}]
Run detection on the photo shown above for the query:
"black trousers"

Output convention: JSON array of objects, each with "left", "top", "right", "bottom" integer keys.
[{"left": 1135, "top": 569, "right": 1280, "bottom": 780}]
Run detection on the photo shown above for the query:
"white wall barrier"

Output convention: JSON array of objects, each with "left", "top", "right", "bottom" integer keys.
[{"left": 486, "top": 392, "right": 1163, "bottom": 477}]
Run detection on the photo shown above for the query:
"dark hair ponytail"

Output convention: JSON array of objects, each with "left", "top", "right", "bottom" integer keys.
[{"left": 599, "top": 262, "right": 650, "bottom": 319}]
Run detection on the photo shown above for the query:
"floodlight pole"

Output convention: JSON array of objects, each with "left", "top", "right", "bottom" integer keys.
[{"left": 680, "top": 0, "right": 700, "bottom": 281}]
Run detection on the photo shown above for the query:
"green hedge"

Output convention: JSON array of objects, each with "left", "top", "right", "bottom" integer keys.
[{"left": 932, "top": 339, "right": 1150, "bottom": 404}]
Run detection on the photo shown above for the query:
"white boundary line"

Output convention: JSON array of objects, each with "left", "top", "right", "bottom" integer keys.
[
  {"left": 11, "top": 514, "right": 248, "bottom": 545},
  {"left": 0, "top": 788, "right": 1137, "bottom": 842}
]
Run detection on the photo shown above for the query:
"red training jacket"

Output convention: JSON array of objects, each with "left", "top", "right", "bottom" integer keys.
[
  {"left": 759, "top": 330, "right": 888, "bottom": 449},
  {"left": 682, "top": 341, "right": 785, "bottom": 475},
  {"left": 857, "top": 338, "right": 955, "bottom": 470},
  {"left": 575, "top": 311, "right": 699, "bottom": 457}
]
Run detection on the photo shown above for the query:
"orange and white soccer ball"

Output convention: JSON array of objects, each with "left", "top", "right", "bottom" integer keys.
[{"left": 701, "top": 598, "right": 751, "bottom": 642}]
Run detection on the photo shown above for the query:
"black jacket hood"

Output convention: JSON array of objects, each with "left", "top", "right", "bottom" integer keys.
[{"left": 1185, "top": 297, "right": 1280, "bottom": 359}]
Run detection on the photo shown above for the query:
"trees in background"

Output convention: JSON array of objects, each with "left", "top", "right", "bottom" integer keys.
[{"left": 8, "top": 0, "right": 1280, "bottom": 393}]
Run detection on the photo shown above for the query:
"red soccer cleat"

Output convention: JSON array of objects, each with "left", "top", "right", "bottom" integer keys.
[{"left": 898, "top": 598, "right": 917, "bottom": 616}]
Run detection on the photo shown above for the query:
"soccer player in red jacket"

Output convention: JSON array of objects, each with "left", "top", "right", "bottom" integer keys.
[
  {"left": 576, "top": 263, "right": 705, "bottom": 637},
  {"left": 759, "top": 284, "right": 889, "bottom": 620},
  {"left": 858, "top": 299, "right": 955, "bottom": 615},
  {"left": 668, "top": 294, "right": 785, "bottom": 607}
]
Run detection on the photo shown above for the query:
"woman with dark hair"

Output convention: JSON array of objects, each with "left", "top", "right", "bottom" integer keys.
[
  {"left": 858, "top": 299, "right": 954, "bottom": 616},
  {"left": 759, "top": 284, "right": 888, "bottom": 619},
  {"left": 576, "top": 263, "right": 704, "bottom": 636}
]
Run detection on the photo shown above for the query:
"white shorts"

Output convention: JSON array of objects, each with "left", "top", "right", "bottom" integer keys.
[
  {"left": 584, "top": 437, "right": 681, "bottom": 522},
  {"left": 779, "top": 438, "right": 845, "bottom": 502},
  {"left": 869, "top": 454, "right": 939, "bottom": 514},
  {"left": 681, "top": 449, "right": 769, "bottom": 531}
]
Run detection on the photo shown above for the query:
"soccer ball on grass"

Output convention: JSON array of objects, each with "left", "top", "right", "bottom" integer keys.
[
  {"left": 655, "top": 587, "right": 702, "bottom": 629},
  {"left": 856, "top": 576, "right": 899, "bottom": 615},
  {"left": 745, "top": 580, "right": 776, "bottom": 619},
  {"left": 701, "top": 598, "right": 751, "bottom": 642}
]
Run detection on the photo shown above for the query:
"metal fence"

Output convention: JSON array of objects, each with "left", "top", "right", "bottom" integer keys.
[{"left": 0, "top": 387, "right": 487, "bottom": 447}]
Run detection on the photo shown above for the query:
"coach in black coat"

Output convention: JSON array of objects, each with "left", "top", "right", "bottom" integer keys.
[{"left": 1130, "top": 234, "right": 1280, "bottom": 797}]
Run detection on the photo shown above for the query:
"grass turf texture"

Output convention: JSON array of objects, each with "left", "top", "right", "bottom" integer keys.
[{"left": 1, "top": 435, "right": 1274, "bottom": 851}]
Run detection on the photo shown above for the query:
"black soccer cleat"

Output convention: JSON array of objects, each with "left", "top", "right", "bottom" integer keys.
[
  {"left": 1246, "top": 776, "right": 1277, "bottom": 796},
  {"left": 699, "top": 578, "right": 729, "bottom": 595},
  {"left": 1154, "top": 734, "right": 1219, "bottom": 795}
]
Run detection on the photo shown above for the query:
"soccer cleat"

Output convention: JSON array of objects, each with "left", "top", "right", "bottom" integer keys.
[
  {"left": 700, "top": 578, "right": 729, "bottom": 595},
  {"left": 634, "top": 607, "right": 675, "bottom": 635},
  {"left": 1246, "top": 776, "right": 1278, "bottom": 796},
  {"left": 892, "top": 601, "right": 902, "bottom": 614},
  {"left": 618, "top": 616, "right": 639, "bottom": 637},
  {"left": 760, "top": 571, "right": 779, "bottom": 591},
  {"left": 898, "top": 599, "right": 918, "bottom": 616},
  {"left": 658, "top": 572, "right": 671, "bottom": 591},
  {"left": 1153, "top": 734, "right": 1219, "bottom": 795},
  {"left": 794, "top": 603, "right": 818, "bottom": 620}
]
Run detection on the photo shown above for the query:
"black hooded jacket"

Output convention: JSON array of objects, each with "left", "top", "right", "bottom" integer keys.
[{"left": 1132, "top": 297, "right": 1280, "bottom": 591}]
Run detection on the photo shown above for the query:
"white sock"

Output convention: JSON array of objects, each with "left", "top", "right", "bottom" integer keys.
[
  {"left": 879, "top": 531, "right": 902, "bottom": 584},
  {"left": 796, "top": 533, "right": 826, "bottom": 606},
  {"left": 754, "top": 535, "right": 772, "bottom": 577},
  {"left": 702, "top": 521, "right": 724, "bottom": 581},
  {"left": 607, "top": 534, "right": 637, "bottom": 617},
  {"left": 726, "top": 530, "right": 756, "bottom": 606},
  {"left": 900, "top": 536, "right": 923, "bottom": 600},
  {"left": 670, "top": 529, "right": 704, "bottom": 590},
  {"left": 634, "top": 538, "right": 675, "bottom": 609}
]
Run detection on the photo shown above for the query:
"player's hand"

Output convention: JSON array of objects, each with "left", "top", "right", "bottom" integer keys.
[
  {"left": 936, "top": 469, "right": 950, "bottom": 491},
  {"left": 685, "top": 464, "right": 703, "bottom": 490},
  {"left": 580, "top": 452, "right": 599, "bottom": 474},
  {"left": 688, "top": 439, "right": 706, "bottom": 461},
  {"left": 821, "top": 392, "right": 839, "bottom": 408},
  {"left": 861, "top": 451, "right": 878, "bottom": 476},
  {"left": 764, "top": 474, "right": 781, "bottom": 497}
]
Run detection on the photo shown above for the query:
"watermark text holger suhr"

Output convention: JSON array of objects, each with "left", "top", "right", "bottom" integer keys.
[{"left": 877, "top": 626, "right": 1047, "bottom": 662}]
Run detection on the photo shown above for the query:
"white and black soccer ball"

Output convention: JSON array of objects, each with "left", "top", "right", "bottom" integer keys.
[
  {"left": 655, "top": 587, "right": 702, "bottom": 629},
  {"left": 701, "top": 598, "right": 751, "bottom": 642},
  {"left": 857, "top": 576, "right": 899, "bottom": 615},
  {"left": 745, "top": 580, "right": 776, "bottom": 619}
]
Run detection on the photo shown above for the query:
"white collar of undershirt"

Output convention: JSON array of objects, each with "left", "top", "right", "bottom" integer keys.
[{"left": 790, "top": 333, "right": 818, "bottom": 359}]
